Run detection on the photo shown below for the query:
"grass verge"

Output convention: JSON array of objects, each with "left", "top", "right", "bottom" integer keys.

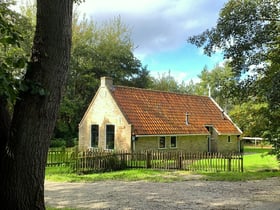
[
  {"left": 45, "top": 167, "right": 195, "bottom": 183},
  {"left": 197, "top": 149, "right": 280, "bottom": 181},
  {"left": 45, "top": 147, "right": 279, "bottom": 183}
]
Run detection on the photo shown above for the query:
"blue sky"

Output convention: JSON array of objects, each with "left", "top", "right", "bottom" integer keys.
[{"left": 77, "top": 0, "right": 228, "bottom": 83}]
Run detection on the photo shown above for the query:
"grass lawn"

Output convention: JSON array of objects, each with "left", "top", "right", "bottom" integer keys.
[
  {"left": 45, "top": 146, "right": 279, "bottom": 183},
  {"left": 198, "top": 147, "right": 280, "bottom": 181},
  {"left": 45, "top": 167, "right": 194, "bottom": 183}
]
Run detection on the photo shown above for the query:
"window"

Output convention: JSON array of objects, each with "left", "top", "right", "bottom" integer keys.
[
  {"left": 91, "top": 124, "right": 99, "bottom": 147},
  {"left": 159, "top": 136, "right": 166, "bottom": 148},
  {"left": 227, "top": 136, "right": 231, "bottom": 143},
  {"left": 171, "top": 136, "right": 177, "bottom": 148},
  {"left": 106, "top": 125, "right": 115, "bottom": 149}
]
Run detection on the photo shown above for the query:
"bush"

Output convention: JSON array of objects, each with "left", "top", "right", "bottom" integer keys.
[
  {"left": 50, "top": 138, "right": 66, "bottom": 148},
  {"left": 106, "top": 154, "right": 127, "bottom": 171}
]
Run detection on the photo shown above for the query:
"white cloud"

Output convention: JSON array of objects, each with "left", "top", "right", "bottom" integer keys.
[{"left": 76, "top": 0, "right": 227, "bottom": 59}]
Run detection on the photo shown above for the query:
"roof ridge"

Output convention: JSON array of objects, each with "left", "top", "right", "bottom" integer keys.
[{"left": 113, "top": 85, "right": 209, "bottom": 98}]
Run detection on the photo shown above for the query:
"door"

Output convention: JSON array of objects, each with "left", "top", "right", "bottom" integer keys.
[{"left": 206, "top": 126, "right": 217, "bottom": 153}]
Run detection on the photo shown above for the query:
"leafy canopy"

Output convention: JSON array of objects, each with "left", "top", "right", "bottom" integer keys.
[{"left": 188, "top": 0, "right": 280, "bottom": 159}]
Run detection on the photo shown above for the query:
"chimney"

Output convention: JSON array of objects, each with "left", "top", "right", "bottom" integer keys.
[
  {"left": 101, "top": 77, "right": 113, "bottom": 88},
  {"left": 185, "top": 112, "right": 190, "bottom": 125}
]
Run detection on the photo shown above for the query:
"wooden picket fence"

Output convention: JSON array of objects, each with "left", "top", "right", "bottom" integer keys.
[
  {"left": 46, "top": 148, "right": 77, "bottom": 166},
  {"left": 73, "top": 150, "right": 243, "bottom": 173}
]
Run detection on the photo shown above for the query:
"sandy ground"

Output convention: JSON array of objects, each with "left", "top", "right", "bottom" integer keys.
[{"left": 45, "top": 176, "right": 280, "bottom": 210}]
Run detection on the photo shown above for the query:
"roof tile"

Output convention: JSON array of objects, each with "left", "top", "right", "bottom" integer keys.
[{"left": 110, "top": 86, "right": 241, "bottom": 136}]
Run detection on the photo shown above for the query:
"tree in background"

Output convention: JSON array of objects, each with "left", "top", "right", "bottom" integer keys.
[
  {"left": 195, "top": 63, "right": 238, "bottom": 111},
  {"left": 0, "top": 0, "right": 73, "bottom": 208},
  {"left": 53, "top": 13, "right": 152, "bottom": 144},
  {"left": 151, "top": 71, "right": 179, "bottom": 92},
  {"left": 0, "top": 1, "right": 33, "bottom": 109},
  {"left": 188, "top": 0, "right": 280, "bottom": 158},
  {"left": 229, "top": 102, "right": 269, "bottom": 137}
]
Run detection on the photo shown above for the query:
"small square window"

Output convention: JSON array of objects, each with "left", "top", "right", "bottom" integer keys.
[
  {"left": 159, "top": 137, "right": 166, "bottom": 148},
  {"left": 171, "top": 136, "right": 177, "bottom": 148}
]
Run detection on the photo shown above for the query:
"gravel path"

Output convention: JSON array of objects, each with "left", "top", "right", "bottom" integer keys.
[{"left": 45, "top": 177, "right": 280, "bottom": 210}]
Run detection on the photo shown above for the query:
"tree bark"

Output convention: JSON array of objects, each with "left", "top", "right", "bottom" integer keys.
[{"left": 0, "top": 1, "right": 73, "bottom": 209}]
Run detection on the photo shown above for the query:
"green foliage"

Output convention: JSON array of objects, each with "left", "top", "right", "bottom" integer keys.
[
  {"left": 188, "top": 0, "right": 279, "bottom": 74},
  {"left": 54, "top": 13, "right": 152, "bottom": 140},
  {"left": 188, "top": 0, "right": 280, "bottom": 158},
  {"left": 106, "top": 154, "right": 127, "bottom": 171},
  {"left": 151, "top": 71, "right": 179, "bottom": 92},
  {"left": 0, "top": 1, "right": 27, "bottom": 103},
  {"left": 230, "top": 102, "right": 269, "bottom": 137},
  {"left": 195, "top": 63, "right": 238, "bottom": 110},
  {"left": 0, "top": 1, "right": 35, "bottom": 111},
  {"left": 50, "top": 139, "right": 67, "bottom": 148}
]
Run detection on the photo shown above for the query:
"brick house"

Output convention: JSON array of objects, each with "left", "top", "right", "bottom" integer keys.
[{"left": 79, "top": 77, "right": 242, "bottom": 153}]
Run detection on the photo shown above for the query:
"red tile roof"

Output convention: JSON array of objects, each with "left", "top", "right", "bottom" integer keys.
[{"left": 110, "top": 86, "right": 242, "bottom": 136}]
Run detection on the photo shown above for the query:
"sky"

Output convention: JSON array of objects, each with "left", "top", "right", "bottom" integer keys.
[{"left": 76, "top": 0, "right": 228, "bottom": 83}]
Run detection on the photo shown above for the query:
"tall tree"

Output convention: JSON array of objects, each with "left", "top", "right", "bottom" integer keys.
[
  {"left": 229, "top": 102, "right": 269, "bottom": 137},
  {"left": 151, "top": 71, "right": 179, "bottom": 92},
  {"left": 188, "top": 0, "right": 280, "bottom": 158},
  {"left": 195, "top": 63, "right": 238, "bottom": 111},
  {"left": 54, "top": 14, "right": 151, "bottom": 143},
  {"left": 0, "top": 1, "right": 73, "bottom": 209}
]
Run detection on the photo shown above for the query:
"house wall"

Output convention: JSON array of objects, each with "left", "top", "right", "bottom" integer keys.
[
  {"left": 217, "top": 135, "right": 239, "bottom": 153},
  {"left": 134, "top": 135, "right": 208, "bottom": 152},
  {"left": 79, "top": 85, "right": 132, "bottom": 152},
  {"left": 134, "top": 135, "right": 239, "bottom": 153},
  {"left": 178, "top": 136, "right": 208, "bottom": 152}
]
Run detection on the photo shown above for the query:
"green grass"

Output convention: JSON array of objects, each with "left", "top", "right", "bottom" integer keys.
[
  {"left": 45, "top": 146, "right": 279, "bottom": 183},
  {"left": 197, "top": 147, "right": 280, "bottom": 181},
  {"left": 244, "top": 146, "right": 272, "bottom": 154},
  {"left": 199, "top": 153, "right": 280, "bottom": 181},
  {"left": 244, "top": 153, "right": 279, "bottom": 171},
  {"left": 45, "top": 167, "right": 194, "bottom": 182}
]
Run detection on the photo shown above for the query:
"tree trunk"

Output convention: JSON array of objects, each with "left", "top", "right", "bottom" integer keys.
[{"left": 0, "top": 1, "right": 73, "bottom": 209}]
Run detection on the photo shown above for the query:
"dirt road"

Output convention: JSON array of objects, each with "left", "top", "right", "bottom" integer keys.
[{"left": 45, "top": 177, "right": 280, "bottom": 210}]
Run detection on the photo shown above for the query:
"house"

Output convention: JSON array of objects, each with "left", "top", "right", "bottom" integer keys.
[{"left": 79, "top": 77, "right": 242, "bottom": 153}]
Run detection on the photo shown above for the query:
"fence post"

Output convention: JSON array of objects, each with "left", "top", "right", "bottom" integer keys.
[
  {"left": 178, "top": 153, "right": 182, "bottom": 169},
  {"left": 146, "top": 151, "right": 152, "bottom": 168},
  {"left": 241, "top": 155, "right": 244, "bottom": 172},
  {"left": 228, "top": 155, "right": 232, "bottom": 172}
]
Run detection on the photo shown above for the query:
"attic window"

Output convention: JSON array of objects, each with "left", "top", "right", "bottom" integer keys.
[{"left": 185, "top": 112, "right": 190, "bottom": 125}]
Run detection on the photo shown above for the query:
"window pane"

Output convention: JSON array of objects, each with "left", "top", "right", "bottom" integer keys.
[
  {"left": 91, "top": 125, "right": 99, "bottom": 147},
  {"left": 106, "top": 125, "right": 115, "bottom": 149},
  {"left": 228, "top": 136, "right": 231, "bottom": 143},
  {"left": 159, "top": 136, "right": 165, "bottom": 148},
  {"left": 171, "top": 136, "right": 177, "bottom": 148}
]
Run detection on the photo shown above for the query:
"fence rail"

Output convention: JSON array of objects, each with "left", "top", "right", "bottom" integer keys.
[
  {"left": 47, "top": 150, "right": 76, "bottom": 167},
  {"left": 47, "top": 150, "right": 243, "bottom": 173}
]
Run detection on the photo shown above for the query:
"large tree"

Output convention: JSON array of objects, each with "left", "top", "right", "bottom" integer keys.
[
  {"left": 194, "top": 63, "right": 238, "bottom": 111},
  {"left": 53, "top": 14, "right": 152, "bottom": 143},
  {"left": 188, "top": 0, "right": 280, "bottom": 158},
  {"left": 0, "top": 0, "right": 73, "bottom": 209}
]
